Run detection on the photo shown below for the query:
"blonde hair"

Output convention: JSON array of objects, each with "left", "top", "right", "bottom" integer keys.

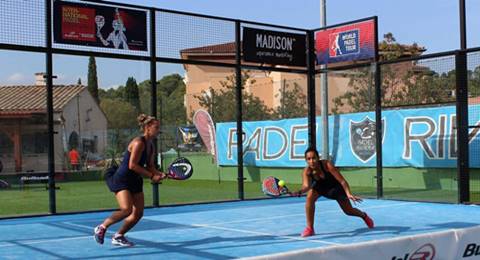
[{"left": 137, "top": 114, "right": 158, "bottom": 130}]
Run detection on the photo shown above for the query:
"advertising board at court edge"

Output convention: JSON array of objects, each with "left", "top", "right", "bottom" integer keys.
[
  {"left": 216, "top": 105, "right": 480, "bottom": 168},
  {"left": 463, "top": 242, "right": 480, "bottom": 258},
  {"left": 390, "top": 243, "right": 435, "bottom": 260}
]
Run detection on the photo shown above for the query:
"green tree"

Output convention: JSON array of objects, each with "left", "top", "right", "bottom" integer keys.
[
  {"left": 468, "top": 66, "right": 480, "bottom": 97},
  {"left": 332, "top": 33, "right": 446, "bottom": 114},
  {"left": 194, "top": 71, "right": 272, "bottom": 122},
  {"left": 272, "top": 81, "right": 308, "bottom": 119},
  {"left": 87, "top": 56, "right": 99, "bottom": 103},
  {"left": 124, "top": 77, "right": 141, "bottom": 113},
  {"left": 99, "top": 85, "right": 125, "bottom": 100},
  {"left": 137, "top": 74, "right": 187, "bottom": 126},
  {"left": 100, "top": 98, "right": 138, "bottom": 153}
]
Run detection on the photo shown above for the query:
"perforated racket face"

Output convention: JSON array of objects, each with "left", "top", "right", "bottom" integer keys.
[
  {"left": 168, "top": 157, "right": 193, "bottom": 180},
  {"left": 262, "top": 176, "right": 281, "bottom": 196}
]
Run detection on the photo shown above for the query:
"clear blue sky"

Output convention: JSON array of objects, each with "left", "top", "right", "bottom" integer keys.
[{"left": 0, "top": 0, "right": 479, "bottom": 88}]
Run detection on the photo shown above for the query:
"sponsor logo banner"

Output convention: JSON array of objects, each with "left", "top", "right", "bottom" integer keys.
[
  {"left": 216, "top": 105, "right": 480, "bottom": 167},
  {"left": 316, "top": 19, "right": 375, "bottom": 65},
  {"left": 349, "top": 117, "right": 384, "bottom": 163},
  {"left": 53, "top": 1, "right": 147, "bottom": 51},
  {"left": 242, "top": 27, "right": 306, "bottom": 66}
]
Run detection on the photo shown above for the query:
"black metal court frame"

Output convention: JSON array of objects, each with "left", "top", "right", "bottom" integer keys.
[{"left": 0, "top": 0, "right": 474, "bottom": 217}]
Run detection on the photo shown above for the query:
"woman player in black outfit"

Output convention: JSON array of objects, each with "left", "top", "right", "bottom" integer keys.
[
  {"left": 293, "top": 147, "right": 374, "bottom": 237},
  {"left": 94, "top": 114, "right": 166, "bottom": 246}
]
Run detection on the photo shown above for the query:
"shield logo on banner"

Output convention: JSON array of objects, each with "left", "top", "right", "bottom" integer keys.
[{"left": 349, "top": 117, "right": 385, "bottom": 163}]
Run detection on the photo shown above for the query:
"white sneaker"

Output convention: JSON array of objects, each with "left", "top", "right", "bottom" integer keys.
[{"left": 111, "top": 235, "right": 134, "bottom": 247}]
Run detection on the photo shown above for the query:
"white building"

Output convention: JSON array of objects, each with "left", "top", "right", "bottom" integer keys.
[{"left": 0, "top": 73, "right": 108, "bottom": 173}]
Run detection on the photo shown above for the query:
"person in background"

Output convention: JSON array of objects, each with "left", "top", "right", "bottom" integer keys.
[{"left": 68, "top": 147, "right": 80, "bottom": 171}]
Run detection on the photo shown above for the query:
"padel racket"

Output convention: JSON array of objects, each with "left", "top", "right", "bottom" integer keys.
[
  {"left": 166, "top": 157, "right": 193, "bottom": 180},
  {"left": 262, "top": 176, "right": 290, "bottom": 197}
]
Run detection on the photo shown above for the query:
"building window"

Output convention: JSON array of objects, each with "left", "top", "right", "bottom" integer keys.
[
  {"left": 0, "top": 132, "right": 13, "bottom": 154},
  {"left": 22, "top": 132, "right": 48, "bottom": 154}
]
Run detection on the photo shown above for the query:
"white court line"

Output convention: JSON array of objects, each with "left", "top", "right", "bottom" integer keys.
[
  {"left": 0, "top": 222, "right": 108, "bottom": 248},
  {"left": 191, "top": 223, "right": 340, "bottom": 245},
  {"left": 0, "top": 202, "right": 418, "bottom": 249},
  {"left": 200, "top": 202, "right": 419, "bottom": 226},
  {"left": 0, "top": 235, "right": 91, "bottom": 248}
]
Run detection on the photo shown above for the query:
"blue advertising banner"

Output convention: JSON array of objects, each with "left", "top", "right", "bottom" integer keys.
[{"left": 216, "top": 105, "right": 480, "bottom": 168}]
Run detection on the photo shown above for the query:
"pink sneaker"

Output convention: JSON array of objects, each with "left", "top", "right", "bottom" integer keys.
[
  {"left": 362, "top": 213, "right": 374, "bottom": 229},
  {"left": 301, "top": 226, "right": 315, "bottom": 237}
]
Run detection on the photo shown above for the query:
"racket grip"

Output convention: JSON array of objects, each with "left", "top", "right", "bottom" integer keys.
[{"left": 290, "top": 191, "right": 302, "bottom": 197}]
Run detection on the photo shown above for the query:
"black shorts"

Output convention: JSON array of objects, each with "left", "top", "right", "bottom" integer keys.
[
  {"left": 314, "top": 185, "right": 348, "bottom": 201},
  {"left": 105, "top": 168, "right": 143, "bottom": 194}
]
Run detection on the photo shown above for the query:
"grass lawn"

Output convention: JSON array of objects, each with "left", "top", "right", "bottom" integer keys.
[
  {"left": 2, "top": 178, "right": 479, "bottom": 218},
  {"left": 0, "top": 180, "right": 302, "bottom": 217}
]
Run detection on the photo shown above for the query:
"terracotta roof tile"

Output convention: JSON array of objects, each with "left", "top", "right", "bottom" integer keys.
[
  {"left": 180, "top": 42, "right": 237, "bottom": 54},
  {"left": 0, "top": 85, "right": 85, "bottom": 115}
]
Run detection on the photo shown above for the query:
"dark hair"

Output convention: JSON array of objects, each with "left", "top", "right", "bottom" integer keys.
[
  {"left": 137, "top": 114, "right": 158, "bottom": 130},
  {"left": 304, "top": 147, "right": 319, "bottom": 158}
]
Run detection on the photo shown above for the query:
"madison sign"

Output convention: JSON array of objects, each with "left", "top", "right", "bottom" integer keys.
[{"left": 242, "top": 27, "right": 306, "bottom": 66}]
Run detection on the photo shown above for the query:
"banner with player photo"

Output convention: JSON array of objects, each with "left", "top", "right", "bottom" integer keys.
[
  {"left": 315, "top": 18, "right": 376, "bottom": 65},
  {"left": 53, "top": 1, "right": 147, "bottom": 51}
]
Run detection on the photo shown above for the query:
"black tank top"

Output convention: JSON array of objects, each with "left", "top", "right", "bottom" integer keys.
[{"left": 308, "top": 160, "right": 341, "bottom": 191}]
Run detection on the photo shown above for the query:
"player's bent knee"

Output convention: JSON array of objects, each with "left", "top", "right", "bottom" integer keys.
[
  {"left": 133, "top": 211, "right": 143, "bottom": 220},
  {"left": 119, "top": 207, "right": 133, "bottom": 216}
]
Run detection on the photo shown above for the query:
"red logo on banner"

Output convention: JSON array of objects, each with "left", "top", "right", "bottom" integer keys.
[{"left": 61, "top": 6, "right": 96, "bottom": 42}]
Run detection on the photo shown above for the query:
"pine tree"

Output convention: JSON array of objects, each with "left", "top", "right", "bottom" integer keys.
[
  {"left": 77, "top": 78, "right": 82, "bottom": 85},
  {"left": 124, "top": 77, "right": 141, "bottom": 113},
  {"left": 87, "top": 56, "right": 99, "bottom": 103}
]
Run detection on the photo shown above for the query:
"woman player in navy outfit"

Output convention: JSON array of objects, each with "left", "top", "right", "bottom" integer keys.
[
  {"left": 94, "top": 114, "right": 166, "bottom": 246},
  {"left": 293, "top": 147, "right": 374, "bottom": 237}
]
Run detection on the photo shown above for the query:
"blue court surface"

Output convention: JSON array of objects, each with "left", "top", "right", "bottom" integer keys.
[{"left": 1, "top": 198, "right": 480, "bottom": 259}]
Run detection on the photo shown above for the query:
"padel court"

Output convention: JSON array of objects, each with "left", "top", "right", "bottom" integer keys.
[{"left": 2, "top": 198, "right": 480, "bottom": 259}]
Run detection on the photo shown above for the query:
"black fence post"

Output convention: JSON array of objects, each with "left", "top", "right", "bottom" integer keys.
[
  {"left": 373, "top": 16, "right": 383, "bottom": 199},
  {"left": 235, "top": 21, "right": 244, "bottom": 200},
  {"left": 150, "top": 9, "right": 159, "bottom": 207},
  {"left": 374, "top": 63, "right": 383, "bottom": 199},
  {"left": 306, "top": 30, "right": 316, "bottom": 148},
  {"left": 456, "top": 50, "right": 469, "bottom": 203},
  {"left": 46, "top": 0, "right": 56, "bottom": 214}
]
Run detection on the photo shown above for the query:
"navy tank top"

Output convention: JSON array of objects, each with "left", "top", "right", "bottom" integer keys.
[
  {"left": 309, "top": 160, "right": 341, "bottom": 191},
  {"left": 116, "top": 136, "right": 149, "bottom": 179}
]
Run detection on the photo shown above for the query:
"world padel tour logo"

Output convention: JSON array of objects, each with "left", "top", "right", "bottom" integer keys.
[
  {"left": 315, "top": 18, "right": 375, "bottom": 65},
  {"left": 329, "top": 29, "right": 360, "bottom": 57},
  {"left": 349, "top": 117, "right": 385, "bottom": 163}
]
